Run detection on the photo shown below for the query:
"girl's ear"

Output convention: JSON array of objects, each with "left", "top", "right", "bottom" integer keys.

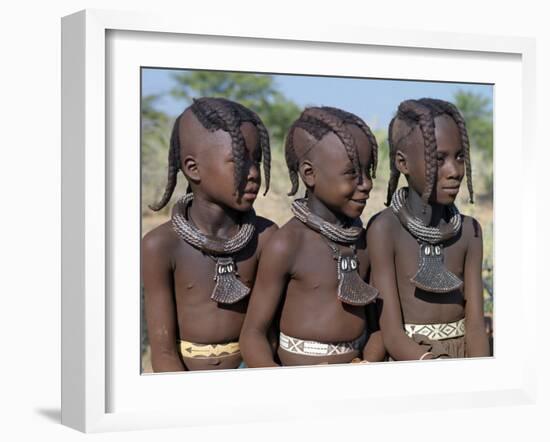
[
  {"left": 182, "top": 155, "right": 200, "bottom": 184},
  {"left": 395, "top": 149, "right": 409, "bottom": 175},
  {"left": 299, "top": 160, "right": 315, "bottom": 189}
]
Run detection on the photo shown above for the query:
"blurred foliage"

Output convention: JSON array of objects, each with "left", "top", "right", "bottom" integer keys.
[
  {"left": 453, "top": 91, "right": 494, "bottom": 309},
  {"left": 453, "top": 91, "right": 493, "bottom": 157},
  {"left": 141, "top": 94, "right": 176, "bottom": 217},
  {"left": 453, "top": 91, "right": 494, "bottom": 193}
]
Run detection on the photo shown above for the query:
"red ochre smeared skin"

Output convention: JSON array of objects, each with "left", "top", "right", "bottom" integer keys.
[
  {"left": 142, "top": 106, "right": 277, "bottom": 372},
  {"left": 368, "top": 111, "right": 490, "bottom": 361},
  {"left": 240, "top": 116, "right": 387, "bottom": 367}
]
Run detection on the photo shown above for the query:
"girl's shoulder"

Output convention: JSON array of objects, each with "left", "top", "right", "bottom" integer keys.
[
  {"left": 266, "top": 217, "right": 305, "bottom": 249},
  {"left": 366, "top": 207, "right": 400, "bottom": 236},
  {"left": 141, "top": 221, "right": 180, "bottom": 261},
  {"left": 254, "top": 215, "right": 279, "bottom": 254},
  {"left": 460, "top": 214, "right": 483, "bottom": 244}
]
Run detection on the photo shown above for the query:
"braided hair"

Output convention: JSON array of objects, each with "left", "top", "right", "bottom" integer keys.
[
  {"left": 285, "top": 106, "right": 378, "bottom": 196},
  {"left": 385, "top": 98, "right": 474, "bottom": 207},
  {"left": 149, "top": 97, "right": 271, "bottom": 211}
]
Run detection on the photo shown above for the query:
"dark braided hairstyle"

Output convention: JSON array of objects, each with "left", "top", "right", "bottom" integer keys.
[
  {"left": 285, "top": 106, "right": 378, "bottom": 196},
  {"left": 385, "top": 98, "right": 474, "bottom": 207},
  {"left": 149, "top": 97, "right": 271, "bottom": 211}
]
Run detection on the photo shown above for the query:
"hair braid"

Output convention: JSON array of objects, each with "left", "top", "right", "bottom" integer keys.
[
  {"left": 387, "top": 98, "right": 476, "bottom": 208},
  {"left": 256, "top": 122, "right": 271, "bottom": 195},
  {"left": 319, "top": 106, "right": 379, "bottom": 179},
  {"left": 309, "top": 110, "right": 362, "bottom": 185},
  {"left": 385, "top": 116, "right": 401, "bottom": 206},
  {"left": 418, "top": 111, "right": 438, "bottom": 207},
  {"left": 284, "top": 106, "right": 377, "bottom": 196},
  {"left": 206, "top": 99, "right": 248, "bottom": 195},
  {"left": 428, "top": 99, "right": 474, "bottom": 203},
  {"left": 148, "top": 114, "right": 182, "bottom": 211},
  {"left": 284, "top": 124, "right": 301, "bottom": 196},
  {"left": 149, "top": 97, "right": 271, "bottom": 210},
  {"left": 231, "top": 100, "right": 272, "bottom": 196},
  {"left": 397, "top": 100, "right": 438, "bottom": 208}
]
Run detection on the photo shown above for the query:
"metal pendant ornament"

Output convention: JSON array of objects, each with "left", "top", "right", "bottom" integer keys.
[
  {"left": 211, "top": 257, "right": 250, "bottom": 304},
  {"left": 390, "top": 187, "right": 463, "bottom": 293},
  {"left": 335, "top": 248, "right": 379, "bottom": 305},
  {"left": 171, "top": 193, "right": 255, "bottom": 304},
  {"left": 411, "top": 243, "right": 463, "bottom": 293}
]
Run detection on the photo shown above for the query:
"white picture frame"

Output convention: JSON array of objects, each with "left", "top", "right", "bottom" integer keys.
[{"left": 61, "top": 9, "right": 537, "bottom": 433}]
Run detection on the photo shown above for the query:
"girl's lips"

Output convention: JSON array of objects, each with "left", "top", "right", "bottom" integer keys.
[
  {"left": 242, "top": 191, "right": 258, "bottom": 201},
  {"left": 350, "top": 198, "right": 367, "bottom": 206},
  {"left": 442, "top": 187, "right": 460, "bottom": 195}
]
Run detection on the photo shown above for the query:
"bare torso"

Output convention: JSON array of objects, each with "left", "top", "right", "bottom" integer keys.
[
  {"left": 377, "top": 208, "right": 471, "bottom": 324},
  {"left": 276, "top": 218, "right": 368, "bottom": 365},
  {"left": 143, "top": 216, "right": 275, "bottom": 371}
]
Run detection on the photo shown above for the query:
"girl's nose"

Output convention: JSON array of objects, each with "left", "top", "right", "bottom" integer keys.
[
  {"left": 446, "top": 159, "right": 463, "bottom": 179},
  {"left": 247, "top": 159, "right": 260, "bottom": 181},
  {"left": 357, "top": 170, "right": 373, "bottom": 193}
]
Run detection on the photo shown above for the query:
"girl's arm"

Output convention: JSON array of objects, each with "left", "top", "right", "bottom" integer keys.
[
  {"left": 359, "top": 236, "right": 387, "bottom": 362},
  {"left": 239, "top": 229, "right": 294, "bottom": 367},
  {"left": 362, "top": 301, "right": 387, "bottom": 362},
  {"left": 142, "top": 230, "right": 186, "bottom": 372},
  {"left": 463, "top": 217, "right": 490, "bottom": 357}
]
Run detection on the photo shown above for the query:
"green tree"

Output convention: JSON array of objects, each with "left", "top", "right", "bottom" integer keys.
[
  {"left": 170, "top": 71, "right": 301, "bottom": 147},
  {"left": 453, "top": 91, "right": 493, "bottom": 156},
  {"left": 453, "top": 90, "right": 494, "bottom": 196}
]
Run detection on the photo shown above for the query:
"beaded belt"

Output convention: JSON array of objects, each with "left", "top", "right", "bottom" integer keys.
[
  {"left": 404, "top": 318, "right": 465, "bottom": 341},
  {"left": 178, "top": 340, "right": 240, "bottom": 358},
  {"left": 279, "top": 331, "right": 366, "bottom": 357}
]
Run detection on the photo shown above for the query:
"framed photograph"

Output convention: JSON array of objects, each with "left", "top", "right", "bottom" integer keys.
[{"left": 62, "top": 9, "right": 536, "bottom": 433}]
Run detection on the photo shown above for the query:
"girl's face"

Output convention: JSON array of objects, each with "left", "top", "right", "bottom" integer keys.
[
  {"left": 200, "top": 122, "right": 262, "bottom": 212},
  {"left": 181, "top": 116, "right": 262, "bottom": 212},
  {"left": 400, "top": 115, "right": 465, "bottom": 206},
  {"left": 307, "top": 125, "right": 374, "bottom": 219}
]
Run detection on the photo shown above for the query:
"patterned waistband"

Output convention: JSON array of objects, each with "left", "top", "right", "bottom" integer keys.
[
  {"left": 279, "top": 330, "right": 366, "bottom": 357},
  {"left": 404, "top": 318, "right": 465, "bottom": 341},
  {"left": 178, "top": 340, "right": 240, "bottom": 359}
]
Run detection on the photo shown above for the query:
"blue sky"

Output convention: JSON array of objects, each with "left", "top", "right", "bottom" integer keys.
[{"left": 142, "top": 68, "right": 493, "bottom": 131}]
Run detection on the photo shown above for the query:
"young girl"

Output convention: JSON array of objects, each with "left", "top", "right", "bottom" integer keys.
[
  {"left": 240, "top": 106, "right": 386, "bottom": 367},
  {"left": 367, "top": 98, "right": 490, "bottom": 360},
  {"left": 142, "top": 97, "right": 277, "bottom": 372}
]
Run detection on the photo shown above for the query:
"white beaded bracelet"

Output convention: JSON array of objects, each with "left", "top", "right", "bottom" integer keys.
[{"left": 419, "top": 352, "right": 435, "bottom": 360}]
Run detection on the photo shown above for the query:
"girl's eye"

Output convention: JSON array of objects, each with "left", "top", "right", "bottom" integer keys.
[{"left": 457, "top": 152, "right": 465, "bottom": 162}]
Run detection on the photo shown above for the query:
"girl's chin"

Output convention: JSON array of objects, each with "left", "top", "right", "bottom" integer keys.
[
  {"left": 343, "top": 203, "right": 366, "bottom": 219},
  {"left": 233, "top": 198, "right": 256, "bottom": 212},
  {"left": 434, "top": 195, "right": 458, "bottom": 205}
]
